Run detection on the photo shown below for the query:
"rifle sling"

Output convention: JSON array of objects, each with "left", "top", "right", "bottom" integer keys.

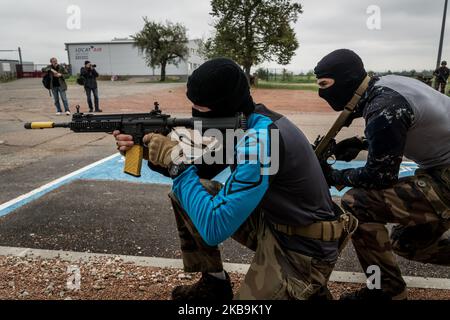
[
  {"left": 314, "top": 76, "right": 371, "bottom": 157},
  {"left": 344, "top": 75, "right": 371, "bottom": 112}
]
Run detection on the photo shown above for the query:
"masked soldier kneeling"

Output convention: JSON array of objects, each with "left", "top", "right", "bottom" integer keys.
[
  {"left": 114, "top": 58, "right": 356, "bottom": 300},
  {"left": 314, "top": 49, "right": 450, "bottom": 300}
]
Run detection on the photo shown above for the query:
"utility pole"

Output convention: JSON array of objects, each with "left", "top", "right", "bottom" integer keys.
[
  {"left": 437, "top": 0, "right": 448, "bottom": 69},
  {"left": 18, "top": 47, "right": 23, "bottom": 65}
]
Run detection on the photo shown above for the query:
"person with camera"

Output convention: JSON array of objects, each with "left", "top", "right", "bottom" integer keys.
[
  {"left": 80, "top": 61, "right": 102, "bottom": 113},
  {"left": 42, "top": 57, "right": 71, "bottom": 115}
]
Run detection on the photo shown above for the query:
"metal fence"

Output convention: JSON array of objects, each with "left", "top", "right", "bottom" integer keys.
[
  {"left": 16, "top": 64, "right": 49, "bottom": 78},
  {"left": 255, "top": 68, "right": 316, "bottom": 82}
]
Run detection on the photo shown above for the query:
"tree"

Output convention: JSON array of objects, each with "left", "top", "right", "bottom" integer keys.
[
  {"left": 133, "top": 18, "right": 188, "bottom": 81},
  {"left": 256, "top": 67, "right": 269, "bottom": 80},
  {"left": 281, "top": 68, "right": 293, "bottom": 82},
  {"left": 204, "top": 0, "right": 303, "bottom": 78}
]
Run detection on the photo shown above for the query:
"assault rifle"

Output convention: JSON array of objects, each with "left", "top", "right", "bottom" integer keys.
[{"left": 24, "top": 102, "right": 247, "bottom": 177}]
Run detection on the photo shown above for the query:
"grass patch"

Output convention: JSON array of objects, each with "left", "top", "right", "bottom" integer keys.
[
  {"left": 67, "top": 75, "right": 131, "bottom": 85},
  {"left": 136, "top": 76, "right": 186, "bottom": 84},
  {"left": 98, "top": 75, "right": 131, "bottom": 81},
  {"left": 277, "top": 75, "right": 317, "bottom": 83},
  {"left": 255, "top": 81, "right": 318, "bottom": 91},
  {"left": 0, "top": 78, "right": 16, "bottom": 83},
  {"left": 65, "top": 76, "right": 77, "bottom": 84},
  {"left": 136, "top": 79, "right": 186, "bottom": 84},
  {"left": 0, "top": 73, "right": 17, "bottom": 83}
]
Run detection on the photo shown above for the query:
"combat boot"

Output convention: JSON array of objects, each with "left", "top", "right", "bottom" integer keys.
[
  {"left": 172, "top": 272, "right": 233, "bottom": 301},
  {"left": 340, "top": 287, "right": 407, "bottom": 300}
]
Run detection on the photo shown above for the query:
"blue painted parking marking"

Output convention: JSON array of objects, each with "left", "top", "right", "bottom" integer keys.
[
  {"left": 203, "top": 160, "right": 419, "bottom": 197},
  {"left": 79, "top": 155, "right": 172, "bottom": 185},
  {"left": 329, "top": 161, "right": 418, "bottom": 197},
  {"left": 0, "top": 154, "right": 419, "bottom": 217},
  {"left": 0, "top": 154, "right": 119, "bottom": 217}
]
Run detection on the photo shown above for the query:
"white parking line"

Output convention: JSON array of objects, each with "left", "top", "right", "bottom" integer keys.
[
  {"left": 0, "top": 153, "right": 119, "bottom": 216},
  {"left": 0, "top": 246, "right": 448, "bottom": 290}
]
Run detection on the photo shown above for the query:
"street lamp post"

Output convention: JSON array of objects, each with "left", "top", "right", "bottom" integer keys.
[
  {"left": 437, "top": 0, "right": 448, "bottom": 69},
  {"left": 18, "top": 47, "right": 23, "bottom": 65}
]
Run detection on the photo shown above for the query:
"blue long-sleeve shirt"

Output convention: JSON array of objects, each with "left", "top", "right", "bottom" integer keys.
[{"left": 172, "top": 113, "right": 273, "bottom": 246}]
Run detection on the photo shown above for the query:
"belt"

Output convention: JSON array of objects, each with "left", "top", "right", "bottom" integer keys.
[{"left": 272, "top": 213, "right": 358, "bottom": 242}]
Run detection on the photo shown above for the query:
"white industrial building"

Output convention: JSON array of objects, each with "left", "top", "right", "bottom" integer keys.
[
  {"left": 65, "top": 38, "right": 205, "bottom": 78},
  {"left": 0, "top": 60, "right": 35, "bottom": 73}
]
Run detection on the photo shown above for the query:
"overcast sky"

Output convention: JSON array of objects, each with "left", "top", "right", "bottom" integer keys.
[{"left": 1, "top": 0, "right": 449, "bottom": 72}]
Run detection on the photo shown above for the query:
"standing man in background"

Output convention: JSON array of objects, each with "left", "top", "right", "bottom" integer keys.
[
  {"left": 434, "top": 60, "right": 449, "bottom": 94},
  {"left": 42, "top": 58, "right": 71, "bottom": 115},
  {"left": 80, "top": 61, "right": 102, "bottom": 113}
]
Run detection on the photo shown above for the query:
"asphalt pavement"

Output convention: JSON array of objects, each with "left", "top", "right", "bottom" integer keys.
[{"left": 1, "top": 179, "right": 449, "bottom": 279}]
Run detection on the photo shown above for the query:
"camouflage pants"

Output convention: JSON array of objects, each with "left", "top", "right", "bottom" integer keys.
[
  {"left": 434, "top": 81, "right": 447, "bottom": 94},
  {"left": 341, "top": 167, "right": 450, "bottom": 296},
  {"left": 169, "top": 179, "right": 336, "bottom": 300}
]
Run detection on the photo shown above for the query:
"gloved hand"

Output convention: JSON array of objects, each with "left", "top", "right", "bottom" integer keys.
[
  {"left": 334, "top": 136, "right": 368, "bottom": 162},
  {"left": 143, "top": 133, "right": 183, "bottom": 168},
  {"left": 147, "top": 161, "right": 171, "bottom": 178},
  {"left": 320, "top": 160, "right": 336, "bottom": 187}
]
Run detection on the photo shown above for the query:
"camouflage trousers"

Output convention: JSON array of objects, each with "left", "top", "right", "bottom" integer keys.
[
  {"left": 341, "top": 166, "right": 450, "bottom": 296},
  {"left": 434, "top": 81, "right": 447, "bottom": 94},
  {"left": 169, "top": 179, "right": 336, "bottom": 300}
]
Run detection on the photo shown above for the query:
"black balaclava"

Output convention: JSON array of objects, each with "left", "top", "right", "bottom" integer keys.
[
  {"left": 187, "top": 58, "right": 255, "bottom": 118},
  {"left": 314, "top": 49, "right": 367, "bottom": 111}
]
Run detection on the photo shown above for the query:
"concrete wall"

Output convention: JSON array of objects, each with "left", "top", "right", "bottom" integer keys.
[{"left": 66, "top": 40, "right": 204, "bottom": 77}]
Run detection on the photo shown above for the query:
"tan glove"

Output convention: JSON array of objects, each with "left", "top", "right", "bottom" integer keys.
[
  {"left": 171, "top": 128, "right": 222, "bottom": 162},
  {"left": 143, "top": 133, "right": 183, "bottom": 168}
]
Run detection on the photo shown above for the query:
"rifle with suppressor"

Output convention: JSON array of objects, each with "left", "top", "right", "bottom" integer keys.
[
  {"left": 24, "top": 102, "right": 247, "bottom": 177},
  {"left": 313, "top": 76, "right": 370, "bottom": 190}
]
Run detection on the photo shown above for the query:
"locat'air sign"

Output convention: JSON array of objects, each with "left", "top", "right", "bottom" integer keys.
[{"left": 74, "top": 46, "right": 103, "bottom": 60}]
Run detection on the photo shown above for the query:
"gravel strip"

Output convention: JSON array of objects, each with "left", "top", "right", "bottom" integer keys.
[{"left": 0, "top": 255, "right": 448, "bottom": 300}]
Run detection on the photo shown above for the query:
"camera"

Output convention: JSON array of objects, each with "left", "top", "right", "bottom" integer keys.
[{"left": 91, "top": 64, "right": 97, "bottom": 68}]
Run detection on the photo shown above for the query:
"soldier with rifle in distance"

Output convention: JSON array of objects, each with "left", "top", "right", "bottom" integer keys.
[{"left": 434, "top": 60, "right": 450, "bottom": 94}]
